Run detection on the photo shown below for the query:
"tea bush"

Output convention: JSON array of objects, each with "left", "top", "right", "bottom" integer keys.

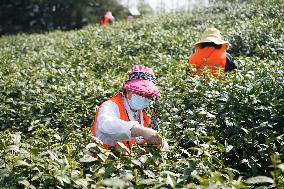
[{"left": 0, "top": 0, "right": 283, "bottom": 188}]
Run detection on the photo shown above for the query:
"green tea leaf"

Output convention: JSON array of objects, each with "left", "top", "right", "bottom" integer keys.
[{"left": 246, "top": 176, "right": 274, "bottom": 184}]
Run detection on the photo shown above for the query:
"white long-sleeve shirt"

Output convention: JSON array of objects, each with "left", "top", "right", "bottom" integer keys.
[{"left": 95, "top": 95, "right": 144, "bottom": 146}]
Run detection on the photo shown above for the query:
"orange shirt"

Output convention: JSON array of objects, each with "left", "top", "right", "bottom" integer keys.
[
  {"left": 92, "top": 93, "right": 151, "bottom": 150},
  {"left": 189, "top": 47, "right": 226, "bottom": 76},
  {"left": 100, "top": 16, "right": 110, "bottom": 26}
]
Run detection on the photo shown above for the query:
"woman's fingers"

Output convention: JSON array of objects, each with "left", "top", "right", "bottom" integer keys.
[
  {"left": 145, "top": 132, "right": 162, "bottom": 145},
  {"left": 131, "top": 124, "right": 163, "bottom": 145}
]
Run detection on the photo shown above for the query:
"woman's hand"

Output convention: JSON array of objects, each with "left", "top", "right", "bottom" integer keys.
[{"left": 131, "top": 124, "right": 162, "bottom": 145}]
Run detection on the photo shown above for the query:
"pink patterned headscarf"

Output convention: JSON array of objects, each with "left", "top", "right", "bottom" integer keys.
[
  {"left": 105, "top": 11, "right": 114, "bottom": 19},
  {"left": 122, "top": 65, "right": 160, "bottom": 97}
]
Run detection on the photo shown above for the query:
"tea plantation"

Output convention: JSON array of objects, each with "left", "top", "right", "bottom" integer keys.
[{"left": 0, "top": 0, "right": 283, "bottom": 188}]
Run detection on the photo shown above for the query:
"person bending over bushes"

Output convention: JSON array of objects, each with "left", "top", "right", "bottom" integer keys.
[
  {"left": 92, "top": 65, "right": 167, "bottom": 154},
  {"left": 188, "top": 27, "right": 237, "bottom": 76}
]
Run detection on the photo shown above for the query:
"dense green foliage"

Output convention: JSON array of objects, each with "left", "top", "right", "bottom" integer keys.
[
  {"left": 0, "top": 0, "right": 283, "bottom": 188},
  {"left": 0, "top": 0, "right": 128, "bottom": 35}
]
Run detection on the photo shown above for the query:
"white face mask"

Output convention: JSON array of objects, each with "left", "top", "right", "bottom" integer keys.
[{"left": 128, "top": 94, "right": 151, "bottom": 110}]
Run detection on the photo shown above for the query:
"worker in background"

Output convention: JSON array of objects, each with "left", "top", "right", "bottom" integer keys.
[
  {"left": 100, "top": 11, "right": 115, "bottom": 26},
  {"left": 188, "top": 27, "right": 237, "bottom": 76}
]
